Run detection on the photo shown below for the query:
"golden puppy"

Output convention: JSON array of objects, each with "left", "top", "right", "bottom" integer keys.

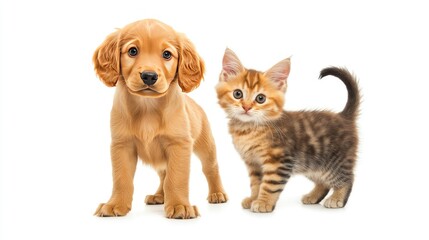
[{"left": 92, "top": 19, "right": 227, "bottom": 219}]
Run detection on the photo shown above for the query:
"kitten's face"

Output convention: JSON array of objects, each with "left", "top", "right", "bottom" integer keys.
[
  {"left": 216, "top": 70, "right": 285, "bottom": 122},
  {"left": 216, "top": 48, "right": 291, "bottom": 123}
]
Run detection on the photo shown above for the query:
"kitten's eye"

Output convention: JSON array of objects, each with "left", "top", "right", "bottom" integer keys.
[
  {"left": 233, "top": 89, "right": 243, "bottom": 99},
  {"left": 128, "top": 47, "right": 138, "bottom": 57},
  {"left": 163, "top": 50, "right": 172, "bottom": 60},
  {"left": 255, "top": 94, "right": 266, "bottom": 104}
]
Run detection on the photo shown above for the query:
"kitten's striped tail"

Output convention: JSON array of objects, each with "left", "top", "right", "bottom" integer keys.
[{"left": 319, "top": 67, "right": 360, "bottom": 120}]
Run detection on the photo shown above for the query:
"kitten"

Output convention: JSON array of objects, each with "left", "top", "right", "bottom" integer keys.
[{"left": 216, "top": 48, "right": 359, "bottom": 212}]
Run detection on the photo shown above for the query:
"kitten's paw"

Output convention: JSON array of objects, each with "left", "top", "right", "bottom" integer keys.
[
  {"left": 250, "top": 200, "right": 275, "bottom": 213},
  {"left": 301, "top": 184, "right": 330, "bottom": 205},
  {"left": 145, "top": 194, "right": 164, "bottom": 205},
  {"left": 302, "top": 194, "right": 320, "bottom": 205},
  {"left": 241, "top": 197, "right": 255, "bottom": 209},
  {"left": 165, "top": 204, "right": 199, "bottom": 219},
  {"left": 94, "top": 202, "right": 130, "bottom": 217},
  {"left": 207, "top": 192, "right": 228, "bottom": 204},
  {"left": 323, "top": 197, "right": 345, "bottom": 208}
]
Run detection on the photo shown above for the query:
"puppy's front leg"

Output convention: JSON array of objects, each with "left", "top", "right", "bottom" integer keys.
[
  {"left": 163, "top": 138, "right": 198, "bottom": 219},
  {"left": 95, "top": 142, "right": 137, "bottom": 217}
]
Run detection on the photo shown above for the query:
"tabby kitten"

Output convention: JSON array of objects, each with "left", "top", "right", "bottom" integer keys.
[{"left": 216, "top": 48, "right": 359, "bottom": 213}]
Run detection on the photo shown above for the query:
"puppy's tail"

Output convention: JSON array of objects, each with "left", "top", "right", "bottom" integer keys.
[{"left": 319, "top": 67, "right": 360, "bottom": 120}]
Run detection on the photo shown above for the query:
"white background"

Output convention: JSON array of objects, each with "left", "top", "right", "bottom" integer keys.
[{"left": 1, "top": 0, "right": 428, "bottom": 239}]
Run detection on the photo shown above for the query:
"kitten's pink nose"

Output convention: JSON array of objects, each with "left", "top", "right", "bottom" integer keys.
[{"left": 242, "top": 105, "right": 252, "bottom": 113}]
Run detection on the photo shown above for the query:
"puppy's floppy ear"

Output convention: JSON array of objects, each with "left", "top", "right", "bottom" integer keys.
[
  {"left": 177, "top": 34, "right": 205, "bottom": 93},
  {"left": 93, "top": 30, "right": 121, "bottom": 87}
]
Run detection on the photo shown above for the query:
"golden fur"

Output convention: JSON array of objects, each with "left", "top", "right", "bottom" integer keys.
[{"left": 93, "top": 19, "right": 227, "bottom": 219}]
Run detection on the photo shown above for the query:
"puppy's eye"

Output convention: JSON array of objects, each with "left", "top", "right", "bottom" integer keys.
[
  {"left": 255, "top": 94, "right": 266, "bottom": 104},
  {"left": 128, "top": 47, "right": 138, "bottom": 57},
  {"left": 233, "top": 89, "right": 243, "bottom": 99},
  {"left": 162, "top": 50, "right": 172, "bottom": 60}
]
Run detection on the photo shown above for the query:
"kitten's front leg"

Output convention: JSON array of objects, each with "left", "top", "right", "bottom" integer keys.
[
  {"left": 242, "top": 162, "right": 262, "bottom": 209},
  {"left": 251, "top": 156, "right": 292, "bottom": 213}
]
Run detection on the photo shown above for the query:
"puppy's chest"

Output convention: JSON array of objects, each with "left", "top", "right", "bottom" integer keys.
[
  {"left": 133, "top": 117, "right": 162, "bottom": 143},
  {"left": 131, "top": 116, "right": 167, "bottom": 165}
]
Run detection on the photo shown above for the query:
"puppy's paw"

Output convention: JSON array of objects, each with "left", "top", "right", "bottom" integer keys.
[
  {"left": 94, "top": 202, "right": 130, "bottom": 217},
  {"left": 165, "top": 204, "right": 199, "bottom": 219},
  {"left": 207, "top": 192, "right": 228, "bottom": 204},
  {"left": 145, "top": 194, "right": 164, "bottom": 205},
  {"left": 241, "top": 197, "right": 255, "bottom": 209},
  {"left": 250, "top": 200, "right": 275, "bottom": 213}
]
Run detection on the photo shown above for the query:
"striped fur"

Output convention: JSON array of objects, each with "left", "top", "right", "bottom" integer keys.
[{"left": 216, "top": 49, "right": 359, "bottom": 212}]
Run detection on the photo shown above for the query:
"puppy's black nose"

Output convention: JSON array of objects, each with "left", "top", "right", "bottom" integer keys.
[{"left": 140, "top": 71, "right": 158, "bottom": 86}]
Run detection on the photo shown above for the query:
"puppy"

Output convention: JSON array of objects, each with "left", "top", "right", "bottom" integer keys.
[{"left": 93, "top": 19, "right": 227, "bottom": 219}]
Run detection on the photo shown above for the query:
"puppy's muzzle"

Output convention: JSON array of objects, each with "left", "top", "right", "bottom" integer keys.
[{"left": 140, "top": 71, "right": 158, "bottom": 86}]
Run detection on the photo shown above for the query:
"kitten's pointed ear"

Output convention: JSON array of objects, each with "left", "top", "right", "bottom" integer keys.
[
  {"left": 264, "top": 58, "right": 291, "bottom": 92},
  {"left": 220, "top": 48, "right": 244, "bottom": 82}
]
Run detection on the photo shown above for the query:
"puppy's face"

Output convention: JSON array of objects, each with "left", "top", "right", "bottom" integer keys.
[
  {"left": 120, "top": 21, "right": 179, "bottom": 97},
  {"left": 93, "top": 19, "right": 205, "bottom": 97}
]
